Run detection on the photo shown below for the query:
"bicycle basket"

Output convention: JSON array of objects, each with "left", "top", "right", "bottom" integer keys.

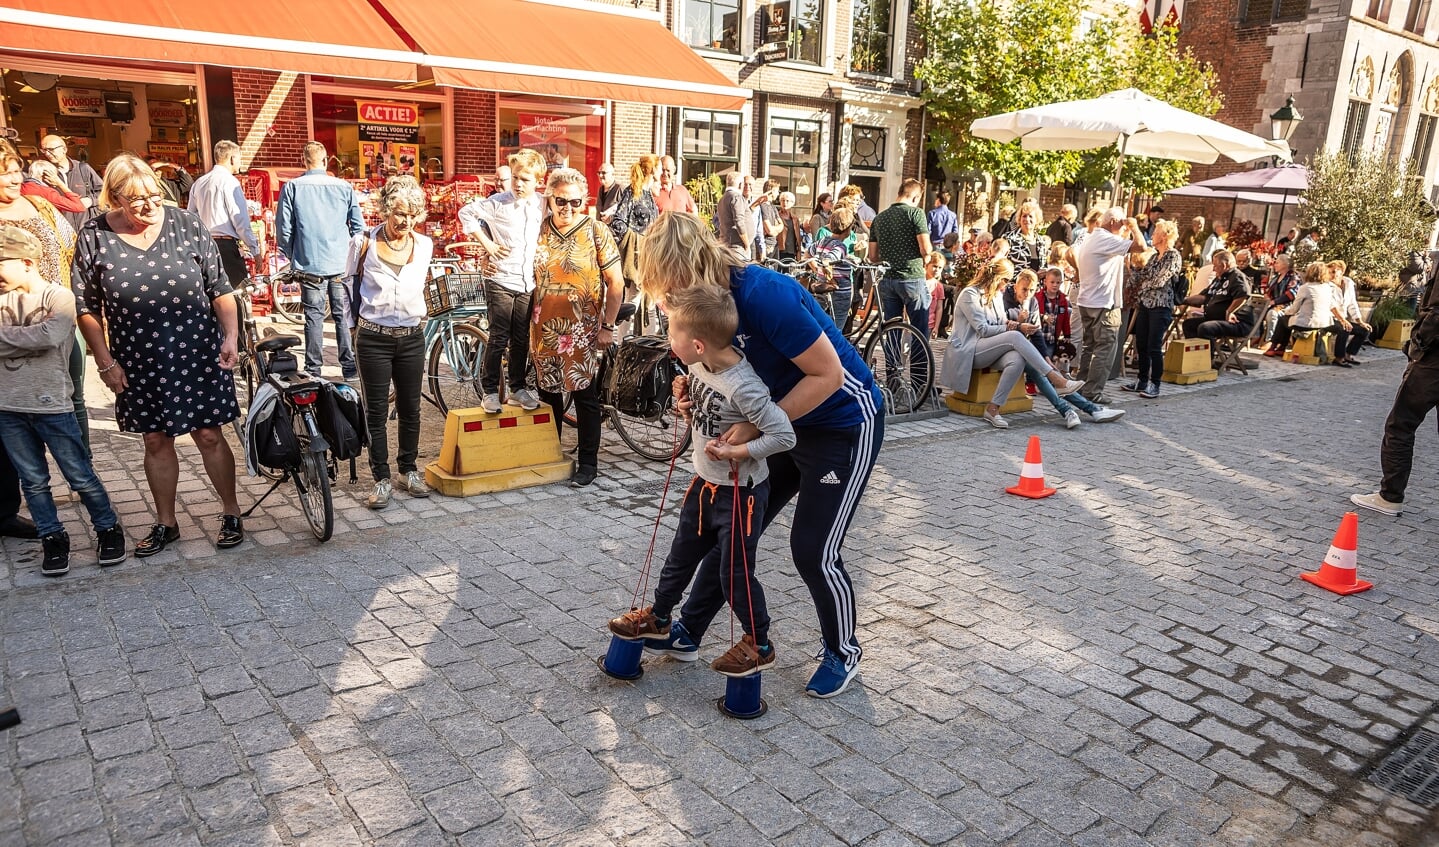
[{"left": 425, "top": 272, "right": 486, "bottom": 317}]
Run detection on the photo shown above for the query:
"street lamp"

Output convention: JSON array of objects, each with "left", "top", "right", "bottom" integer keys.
[{"left": 1270, "top": 95, "right": 1303, "bottom": 143}]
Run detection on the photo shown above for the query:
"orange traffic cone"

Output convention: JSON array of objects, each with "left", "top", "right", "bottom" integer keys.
[
  {"left": 1300, "top": 512, "right": 1372, "bottom": 595},
  {"left": 1006, "top": 435, "right": 1056, "bottom": 499}
]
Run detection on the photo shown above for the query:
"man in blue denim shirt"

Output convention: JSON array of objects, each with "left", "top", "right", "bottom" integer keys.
[{"left": 275, "top": 142, "right": 365, "bottom": 379}]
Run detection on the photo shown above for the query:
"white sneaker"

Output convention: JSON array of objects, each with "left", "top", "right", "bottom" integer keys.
[
  {"left": 1350, "top": 491, "right": 1402, "bottom": 516},
  {"left": 1064, "top": 410, "right": 1081, "bottom": 429},
  {"left": 508, "top": 388, "right": 541, "bottom": 411},
  {"left": 1056, "top": 378, "right": 1087, "bottom": 396},
  {"left": 1089, "top": 407, "right": 1125, "bottom": 423},
  {"left": 399, "top": 471, "right": 430, "bottom": 498},
  {"left": 983, "top": 410, "right": 1009, "bottom": 429},
  {"left": 480, "top": 393, "right": 502, "bottom": 414},
  {"left": 366, "top": 479, "right": 392, "bottom": 510}
]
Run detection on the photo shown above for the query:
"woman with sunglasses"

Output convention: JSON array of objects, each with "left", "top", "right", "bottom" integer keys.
[
  {"left": 72, "top": 154, "right": 244, "bottom": 555},
  {"left": 531, "top": 169, "right": 625, "bottom": 486}
]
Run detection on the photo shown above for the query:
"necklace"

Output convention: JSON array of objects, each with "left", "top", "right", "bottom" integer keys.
[{"left": 383, "top": 228, "right": 412, "bottom": 251}]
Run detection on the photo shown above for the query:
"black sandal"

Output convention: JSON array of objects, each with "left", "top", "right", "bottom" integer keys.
[
  {"left": 135, "top": 524, "right": 180, "bottom": 558},
  {"left": 216, "top": 515, "right": 244, "bottom": 549}
]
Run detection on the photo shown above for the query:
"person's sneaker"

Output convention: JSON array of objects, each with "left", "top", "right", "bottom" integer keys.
[
  {"left": 1089, "top": 393, "right": 1112, "bottom": 405},
  {"left": 983, "top": 410, "right": 1009, "bottom": 429},
  {"left": 643, "top": 618, "right": 700, "bottom": 661},
  {"left": 41, "top": 532, "right": 70, "bottom": 577},
  {"left": 1064, "top": 410, "right": 1081, "bottom": 430},
  {"left": 1348, "top": 357, "right": 1363, "bottom": 366},
  {"left": 96, "top": 525, "right": 127, "bottom": 567},
  {"left": 1121, "top": 381, "right": 1144, "bottom": 393},
  {"left": 508, "top": 388, "right": 541, "bottom": 411},
  {"left": 481, "top": 393, "right": 502, "bottom": 414},
  {"left": 806, "top": 648, "right": 858, "bottom": 699},
  {"left": 135, "top": 523, "right": 180, "bottom": 558},
  {"left": 399, "top": 471, "right": 430, "bottom": 498},
  {"left": 571, "top": 466, "right": 598, "bottom": 487},
  {"left": 1089, "top": 407, "right": 1126, "bottom": 423},
  {"left": 1057, "top": 378, "right": 1086, "bottom": 396},
  {"left": 1351, "top": 491, "right": 1402, "bottom": 516},
  {"left": 712, "top": 634, "right": 776, "bottom": 678},
  {"left": 216, "top": 515, "right": 244, "bottom": 549},
  {"left": 608, "top": 606, "right": 671, "bottom": 641},
  {"left": 366, "top": 479, "right": 392, "bottom": 510},
  {"left": 1138, "top": 383, "right": 1160, "bottom": 399},
  {"left": 1025, "top": 383, "right": 1038, "bottom": 397}
]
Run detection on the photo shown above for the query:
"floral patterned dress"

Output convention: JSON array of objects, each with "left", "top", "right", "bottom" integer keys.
[{"left": 531, "top": 215, "right": 620, "bottom": 392}]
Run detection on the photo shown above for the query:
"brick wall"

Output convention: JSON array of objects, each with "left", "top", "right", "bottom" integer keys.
[
  {"left": 232, "top": 69, "right": 309, "bottom": 169},
  {"left": 611, "top": 102, "right": 656, "bottom": 174},
  {"left": 452, "top": 89, "right": 497, "bottom": 175}
]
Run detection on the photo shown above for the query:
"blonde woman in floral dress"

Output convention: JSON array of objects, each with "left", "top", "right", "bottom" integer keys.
[{"left": 532, "top": 168, "right": 624, "bottom": 486}]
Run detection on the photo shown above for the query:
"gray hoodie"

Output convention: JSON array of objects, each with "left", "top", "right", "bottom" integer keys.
[{"left": 688, "top": 353, "right": 795, "bottom": 486}]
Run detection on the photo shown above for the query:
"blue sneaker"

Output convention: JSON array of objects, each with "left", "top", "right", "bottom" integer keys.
[
  {"left": 643, "top": 619, "right": 699, "bottom": 662},
  {"left": 806, "top": 648, "right": 859, "bottom": 698}
]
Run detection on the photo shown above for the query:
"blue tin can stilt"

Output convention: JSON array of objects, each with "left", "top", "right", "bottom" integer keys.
[
  {"left": 597, "top": 635, "right": 644, "bottom": 680},
  {"left": 717, "top": 673, "right": 768, "bottom": 719}
]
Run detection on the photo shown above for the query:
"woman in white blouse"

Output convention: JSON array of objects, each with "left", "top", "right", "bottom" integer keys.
[
  {"left": 1272, "top": 261, "right": 1344, "bottom": 356},
  {"left": 941, "top": 257, "right": 1086, "bottom": 428},
  {"left": 1327, "top": 259, "right": 1372, "bottom": 367},
  {"left": 347, "top": 176, "right": 434, "bottom": 509}
]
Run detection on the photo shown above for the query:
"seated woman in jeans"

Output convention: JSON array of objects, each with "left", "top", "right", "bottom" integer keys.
[
  {"left": 347, "top": 176, "right": 434, "bottom": 509},
  {"left": 941, "top": 258, "right": 1087, "bottom": 429}
]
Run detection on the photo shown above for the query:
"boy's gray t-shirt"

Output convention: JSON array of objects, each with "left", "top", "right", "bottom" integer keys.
[
  {"left": 688, "top": 354, "right": 796, "bottom": 486},
  {"left": 0, "top": 284, "right": 77, "bottom": 415}
]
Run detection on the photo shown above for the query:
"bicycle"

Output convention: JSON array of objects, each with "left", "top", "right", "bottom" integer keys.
[
  {"left": 558, "top": 302, "right": 693, "bottom": 462},
  {"left": 418, "top": 245, "right": 491, "bottom": 417},
  {"left": 230, "top": 287, "right": 336, "bottom": 542}
]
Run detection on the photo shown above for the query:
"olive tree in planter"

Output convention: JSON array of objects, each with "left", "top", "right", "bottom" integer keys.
[{"left": 1298, "top": 151, "right": 1434, "bottom": 281}]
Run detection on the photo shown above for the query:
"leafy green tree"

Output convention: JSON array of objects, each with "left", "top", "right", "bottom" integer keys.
[
  {"left": 1299, "top": 151, "right": 1435, "bottom": 281},
  {"left": 917, "top": 6, "right": 1223, "bottom": 197}
]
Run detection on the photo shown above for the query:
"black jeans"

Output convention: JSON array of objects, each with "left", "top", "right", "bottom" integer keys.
[
  {"left": 214, "top": 238, "right": 249, "bottom": 287},
  {"left": 482, "top": 281, "right": 532, "bottom": 396},
  {"left": 1335, "top": 324, "right": 1370, "bottom": 358},
  {"left": 356, "top": 327, "right": 424, "bottom": 482},
  {"left": 69, "top": 333, "right": 90, "bottom": 458},
  {"left": 1133, "top": 306, "right": 1170, "bottom": 386},
  {"left": 1380, "top": 352, "right": 1439, "bottom": 503},
  {"left": 537, "top": 382, "right": 601, "bottom": 472},
  {"left": 1184, "top": 316, "right": 1253, "bottom": 340}
]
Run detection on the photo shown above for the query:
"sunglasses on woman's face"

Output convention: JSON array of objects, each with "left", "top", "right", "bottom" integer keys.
[{"left": 552, "top": 197, "right": 585, "bottom": 209}]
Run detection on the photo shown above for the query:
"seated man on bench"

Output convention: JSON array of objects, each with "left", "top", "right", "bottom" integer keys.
[{"left": 1181, "top": 249, "right": 1255, "bottom": 344}]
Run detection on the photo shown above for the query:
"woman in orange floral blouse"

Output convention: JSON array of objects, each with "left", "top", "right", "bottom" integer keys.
[{"left": 532, "top": 168, "right": 625, "bottom": 486}]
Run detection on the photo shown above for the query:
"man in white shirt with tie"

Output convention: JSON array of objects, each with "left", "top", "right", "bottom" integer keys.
[
  {"left": 458, "top": 148, "right": 546, "bottom": 413},
  {"left": 189, "top": 140, "right": 261, "bottom": 287}
]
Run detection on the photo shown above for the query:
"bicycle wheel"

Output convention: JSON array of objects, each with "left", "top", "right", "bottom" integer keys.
[
  {"left": 611, "top": 397, "right": 691, "bottom": 462},
  {"left": 271, "top": 277, "right": 304, "bottom": 324},
  {"left": 427, "top": 323, "right": 487, "bottom": 418},
  {"left": 862, "top": 319, "right": 936, "bottom": 416},
  {"left": 292, "top": 417, "right": 333, "bottom": 541}
]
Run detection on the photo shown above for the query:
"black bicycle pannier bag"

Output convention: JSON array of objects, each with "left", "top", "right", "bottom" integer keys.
[
  {"left": 606, "top": 336, "right": 673, "bottom": 418},
  {"left": 255, "top": 407, "right": 301, "bottom": 468},
  {"left": 315, "top": 382, "right": 367, "bottom": 461}
]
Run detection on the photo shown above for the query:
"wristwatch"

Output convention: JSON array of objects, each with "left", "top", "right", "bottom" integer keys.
[{"left": 600, "top": 322, "right": 617, "bottom": 332}]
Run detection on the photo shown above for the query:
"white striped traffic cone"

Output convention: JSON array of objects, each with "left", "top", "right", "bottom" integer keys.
[
  {"left": 1300, "top": 512, "right": 1373, "bottom": 595},
  {"left": 1005, "top": 436, "right": 1056, "bottom": 499}
]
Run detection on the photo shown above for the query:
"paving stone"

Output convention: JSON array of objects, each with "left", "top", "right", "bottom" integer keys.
[
  {"left": 345, "top": 782, "right": 427, "bottom": 839},
  {"left": 423, "top": 780, "right": 504, "bottom": 834}
]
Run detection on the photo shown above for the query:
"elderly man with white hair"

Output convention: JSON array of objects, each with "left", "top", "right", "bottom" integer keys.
[{"left": 1072, "top": 206, "right": 1146, "bottom": 403}]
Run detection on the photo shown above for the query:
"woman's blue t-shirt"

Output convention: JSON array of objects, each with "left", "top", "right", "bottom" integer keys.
[{"left": 728, "top": 264, "right": 882, "bottom": 429}]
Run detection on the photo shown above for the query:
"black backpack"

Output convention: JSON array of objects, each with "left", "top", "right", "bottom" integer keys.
[
  {"left": 315, "top": 382, "right": 367, "bottom": 461},
  {"left": 1169, "top": 271, "right": 1190, "bottom": 307},
  {"left": 606, "top": 336, "right": 675, "bottom": 418},
  {"left": 254, "top": 407, "right": 301, "bottom": 469}
]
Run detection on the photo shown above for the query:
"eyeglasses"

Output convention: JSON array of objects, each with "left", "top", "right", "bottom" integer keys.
[
  {"left": 552, "top": 197, "right": 585, "bottom": 209},
  {"left": 123, "top": 194, "right": 166, "bottom": 209},
  {"left": 42, "top": 145, "right": 67, "bottom": 154}
]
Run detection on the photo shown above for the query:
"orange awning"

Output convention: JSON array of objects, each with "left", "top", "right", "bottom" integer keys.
[
  {"left": 0, "top": 0, "right": 418, "bottom": 82},
  {"left": 384, "top": 0, "right": 749, "bottom": 111}
]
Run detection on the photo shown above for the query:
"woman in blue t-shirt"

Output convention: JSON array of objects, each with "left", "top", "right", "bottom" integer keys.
[{"left": 639, "top": 211, "right": 883, "bottom": 699}]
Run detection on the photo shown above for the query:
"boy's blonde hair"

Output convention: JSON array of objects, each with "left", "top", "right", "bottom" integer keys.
[
  {"left": 664, "top": 282, "right": 738, "bottom": 350},
  {"left": 507, "top": 148, "right": 546, "bottom": 178}
]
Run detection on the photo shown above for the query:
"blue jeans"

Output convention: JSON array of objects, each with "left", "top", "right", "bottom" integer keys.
[
  {"left": 300, "top": 274, "right": 356, "bottom": 377},
  {"left": 0, "top": 411, "right": 118, "bottom": 537},
  {"left": 879, "top": 277, "right": 932, "bottom": 383},
  {"left": 1024, "top": 364, "right": 1099, "bottom": 417}
]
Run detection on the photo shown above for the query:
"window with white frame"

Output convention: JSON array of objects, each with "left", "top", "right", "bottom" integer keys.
[
  {"left": 761, "top": 1, "right": 823, "bottom": 65},
  {"left": 851, "top": 0, "right": 894, "bottom": 76},
  {"left": 680, "top": 109, "right": 741, "bottom": 183},
  {"left": 685, "top": 0, "right": 740, "bottom": 54}
]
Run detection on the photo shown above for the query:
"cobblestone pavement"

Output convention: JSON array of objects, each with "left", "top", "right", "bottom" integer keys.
[{"left": 3, "top": 332, "right": 1439, "bottom": 845}]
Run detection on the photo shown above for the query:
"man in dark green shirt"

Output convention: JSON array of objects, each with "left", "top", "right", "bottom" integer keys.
[{"left": 868, "top": 179, "right": 934, "bottom": 339}]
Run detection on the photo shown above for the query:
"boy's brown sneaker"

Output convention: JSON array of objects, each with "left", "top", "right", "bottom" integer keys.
[
  {"left": 711, "top": 635, "right": 776, "bottom": 678},
  {"left": 608, "top": 606, "right": 671, "bottom": 641}
]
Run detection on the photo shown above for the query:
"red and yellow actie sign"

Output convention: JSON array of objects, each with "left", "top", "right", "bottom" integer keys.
[{"left": 356, "top": 100, "right": 419, "bottom": 127}]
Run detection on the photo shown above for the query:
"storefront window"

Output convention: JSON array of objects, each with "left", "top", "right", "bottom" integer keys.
[
  {"left": 768, "top": 116, "right": 821, "bottom": 216},
  {"left": 0, "top": 70, "right": 200, "bottom": 172},
  {"left": 497, "top": 98, "right": 604, "bottom": 197},
  {"left": 311, "top": 91, "right": 444, "bottom": 181},
  {"left": 684, "top": 0, "right": 740, "bottom": 54},
  {"left": 680, "top": 109, "right": 741, "bottom": 183}
]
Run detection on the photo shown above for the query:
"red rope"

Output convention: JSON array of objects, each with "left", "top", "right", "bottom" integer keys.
[
  {"left": 629, "top": 403, "right": 685, "bottom": 611},
  {"left": 728, "top": 463, "right": 759, "bottom": 649}
]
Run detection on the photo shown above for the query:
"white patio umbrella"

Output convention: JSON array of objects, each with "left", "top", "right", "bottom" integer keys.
[{"left": 970, "top": 88, "right": 1289, "bottom": 188}]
